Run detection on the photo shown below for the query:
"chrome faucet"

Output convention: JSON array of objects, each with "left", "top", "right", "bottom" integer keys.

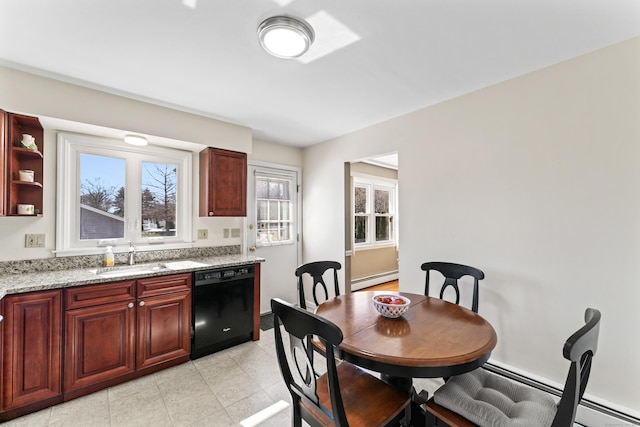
[{"left": 128, "top": 242, "right": 136, "bottom": 265}]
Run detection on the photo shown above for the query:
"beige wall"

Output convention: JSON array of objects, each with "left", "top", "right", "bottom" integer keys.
[
  {"left": 351, "top": 246, "right": 398, "bottom": 280},
  {"left": 302, "top": 37, "right": 640, "bottom": 415},
  {"left": 248, "top": 138, "right": 303, "bottom": 167}
]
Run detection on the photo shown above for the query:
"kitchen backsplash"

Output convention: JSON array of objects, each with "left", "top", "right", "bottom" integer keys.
[{"left": 0, "top": 245, "right": 241, "bottom": 275}]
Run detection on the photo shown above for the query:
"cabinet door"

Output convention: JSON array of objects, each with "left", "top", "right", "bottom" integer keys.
[
  {"left": 2, "top": 290, "right": 62, "bottom": 409},
  {"left": 0, "top": 110, "right": 6, "bottom": 216},
  {"left": 199, "top": 148, "right": 247, "bottom": 216},
  {"left": 64, "top": 300, "right": 136, "bottom": 393},
  {"left": 137, "top": 290, "right": 191, "bottom": 370}
]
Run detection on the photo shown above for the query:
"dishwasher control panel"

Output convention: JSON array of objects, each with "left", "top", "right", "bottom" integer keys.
[{"left": 194, "top": 265, "right": 254, "bottom": 285}]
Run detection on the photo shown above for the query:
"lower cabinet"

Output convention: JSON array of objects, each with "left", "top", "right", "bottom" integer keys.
[
  {"left": 136, "top": 290, "right": 191, "bottom": 370},
  {"left": 63, "top": 274, "right": 191, "bottom": 397},
  {"left": 1, "top": 290, "right": 63, "bottom": 415},
  {"left": 0, "top": 270, "right": 202, "bottom": 421},
  {"left": 64, "top": 280, "right": 136, "bottom": 394}
]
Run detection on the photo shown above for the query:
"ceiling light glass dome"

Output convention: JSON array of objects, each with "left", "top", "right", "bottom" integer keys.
[{"left": 258, "top": 16, "right": 315, "bottom": 59}]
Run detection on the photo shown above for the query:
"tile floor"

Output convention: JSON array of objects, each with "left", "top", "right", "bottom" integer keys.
[{"left": 4, "top": 326, "right": 443, "bottom": 427}]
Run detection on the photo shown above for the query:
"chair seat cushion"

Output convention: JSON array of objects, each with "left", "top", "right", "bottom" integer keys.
[{"left": 433, "top": 368, "right": 558, "bottom": 427}]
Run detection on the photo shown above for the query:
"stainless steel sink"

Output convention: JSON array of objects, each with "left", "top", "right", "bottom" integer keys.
[{"left": 91, "top": 264, "right": 169, "bottom": 278}]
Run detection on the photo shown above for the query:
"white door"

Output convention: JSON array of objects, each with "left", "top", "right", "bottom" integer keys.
[{"left": 246, "top": 164, "right": 301, "bottom": 314}]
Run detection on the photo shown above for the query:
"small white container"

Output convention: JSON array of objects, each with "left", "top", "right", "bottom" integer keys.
[
  {"left": 18, "top": 170, "right": 35, "bottom": 182},
  {"left": 103, "top": 246, "right": 115, "bottom": 267},
  {"left": 17, "top": 204, "right": 35, "bottom": 215}
]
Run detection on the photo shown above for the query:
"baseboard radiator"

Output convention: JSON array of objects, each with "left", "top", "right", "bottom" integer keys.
[
  {"left": 483, "top": 363, "right": 640, "bottom": 427},
  {"left": 350, "top": 271, "right": 399, "bottom": 291}
]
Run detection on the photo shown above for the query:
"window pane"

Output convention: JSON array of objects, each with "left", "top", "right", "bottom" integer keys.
[
  {"left": 280, "top": 200, "right": 291, "bottom": 221},
  {"left": 375, "top": 189, "right": 390, "bottom": 214},
  {"left": 355, "top": 187, "right": 367, "bottom": 213},
  {"left": 269, "top": 201, "right": 279, "bottom": 220},
  {"left": 256, "top": 179, "right": 268, "bottom": 198},
  {"left": 257, "top": 200, "right": 268, "bottom": 221},
  {"left": 79, "top": 154, "right": 125, "bottom": 240},
  {"left": 255, "top": 175, "right": 294, "bottom": 244},
  {"left": 375, "top": 216, "right": 391, "bottom": 241},
  {"left": 355, "top": 216, "right": 367, "bottom": 243},
  {"left": 141, "top": 162, "right": 177, "bottom": 237}
]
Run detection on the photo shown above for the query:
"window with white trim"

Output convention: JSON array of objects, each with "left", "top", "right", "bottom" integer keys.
[
  {"left": 354, "top": 177, "right": 396, "bottom": 247},
  {"left": 255, "top": 171, "right": 295, "bottom": 246},
  {"left": 56, "top": 133, "right": 192, "bottom": 256}
]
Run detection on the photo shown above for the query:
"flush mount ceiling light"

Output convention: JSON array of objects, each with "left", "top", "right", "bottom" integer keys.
[
  {"left": 123, "top": 134, "right": 148, "bottom": 146},
  {"left": 258, "top": 15, "right": 315, "bottom": 59}
]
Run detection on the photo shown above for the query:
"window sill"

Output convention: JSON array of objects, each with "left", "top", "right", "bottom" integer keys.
[{"left": 54, "top": 242, "right": 195, "bottom": 257}]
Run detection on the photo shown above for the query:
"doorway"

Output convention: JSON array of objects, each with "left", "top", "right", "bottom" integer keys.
[
  {"left": 345, "top": 153, "right": 399, "bottom": 292},
  {"left": 246, "top": 163, "right": 301, "bottom": 314}
]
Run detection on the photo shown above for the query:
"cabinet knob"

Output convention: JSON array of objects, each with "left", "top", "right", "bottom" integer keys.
[
  {"left": 209, "top": 212, "right": 214, "bottom": 216},
  {"left": 128, "top": 302, "right": 134, "bottom": 309},
  {"left": 139, "top": 301, "right": 145, "bottom": 307},
  {"left": 0, "top": 314, "right": 3, "bottom": 323}
]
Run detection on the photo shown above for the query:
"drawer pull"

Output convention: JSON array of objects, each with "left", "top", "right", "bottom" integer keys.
[{"left": 223, "top": 327, "right": 231, "bottom": 332}]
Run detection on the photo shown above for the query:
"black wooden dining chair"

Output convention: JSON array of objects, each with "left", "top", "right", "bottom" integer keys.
[
  {"left": 271, "top": 298, "right": 411, "bottom": 427},
  {"left": 295, "top": 261, "right": 342, "bottom": 310},
  {"left": 421, "top": 262, "right": 485, "bottom": 313},
  {"left": 425, "top": 308, "right": 602, "bottom": 427}
]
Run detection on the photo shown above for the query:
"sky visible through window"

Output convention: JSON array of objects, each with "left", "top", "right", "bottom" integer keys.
[{"left": 81, "top": 154, "right": 125, "bottom": 190}]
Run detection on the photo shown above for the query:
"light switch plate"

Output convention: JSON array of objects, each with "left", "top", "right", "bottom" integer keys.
[
  {"left": 25, "top": 234, "right": 45, "bottom": 248},
  {"left": 223, "top": 229, "right": 230, "bottom": 238}
]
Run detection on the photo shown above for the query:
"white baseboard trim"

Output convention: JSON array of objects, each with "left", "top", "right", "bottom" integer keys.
[
  {"left": 351, "top": 271, "right": 399, "bottom": 291},
  {"left": 483, "top": 362, "right": 640, "bottom": 427}
]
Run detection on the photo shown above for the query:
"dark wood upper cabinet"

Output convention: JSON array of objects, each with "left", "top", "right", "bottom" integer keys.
[
  {"left": 199, "top": 147, "right": 247, "bottom": 217},
  {"left": 1, "top": 110, "right": 45, "bottom": 216},
  {"left": 0, "top": 111, "right": 5, "bottom": 216}
]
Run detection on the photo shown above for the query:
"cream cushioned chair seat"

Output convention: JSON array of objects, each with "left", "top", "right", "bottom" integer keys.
[{"left": 433, "top": 368, "right": 558, "bottom": 427}]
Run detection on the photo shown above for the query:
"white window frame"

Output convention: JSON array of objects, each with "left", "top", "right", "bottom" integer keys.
[
  {"left": 254, "top": 169, "right": 296, "bottom": 248},
  {"left": 56, "top": 132, "right": 192, "bottom": 257},
  {"left": 353, "top": 174, "right": 397, "bottom": 249}
]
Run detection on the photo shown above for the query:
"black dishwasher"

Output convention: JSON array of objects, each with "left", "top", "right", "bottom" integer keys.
[{"left": 191, "top": 265, "right": 254, "bottom": 359}]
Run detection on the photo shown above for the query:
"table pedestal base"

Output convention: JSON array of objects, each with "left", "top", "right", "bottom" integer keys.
[{"left": 381, "top": 375, "right": 435, "bottom": 427}]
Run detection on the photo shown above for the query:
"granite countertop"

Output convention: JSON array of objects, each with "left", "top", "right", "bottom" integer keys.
[{"left": 0, "top": 254, "right": 265, "bottom": 299}]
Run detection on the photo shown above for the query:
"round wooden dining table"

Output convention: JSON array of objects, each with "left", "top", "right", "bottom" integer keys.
[
  {"left": 315, "top": 291, "right": 497, "bottom": 384},
  {"left": 316, "top": 291, "right": 497, "bottom": 426}
]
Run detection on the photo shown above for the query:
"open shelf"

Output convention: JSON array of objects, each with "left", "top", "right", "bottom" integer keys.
[{"left": 3, "top": 111, "right": 45, "bottom": 216}]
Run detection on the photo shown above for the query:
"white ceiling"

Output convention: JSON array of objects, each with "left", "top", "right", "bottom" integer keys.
[{"left": 1, "top": 0, "right": 639, "bottom": 148}]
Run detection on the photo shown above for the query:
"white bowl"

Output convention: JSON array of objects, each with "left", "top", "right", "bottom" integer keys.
[{"left": 372, "top": 294, "right": 411, "bottom": 318}]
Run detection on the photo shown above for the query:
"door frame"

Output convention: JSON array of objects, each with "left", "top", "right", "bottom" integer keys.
[{"left": 244, "top": 160, "right": 302, "bottom": 267}]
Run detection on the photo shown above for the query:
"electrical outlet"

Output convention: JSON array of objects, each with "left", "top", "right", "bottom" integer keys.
[
  {"left": 223, "top": 228, "right": 230, "bottom": 238},
  {"left": 231, "top": 228, "right": 241, "bottom": 238},
  {"left": 25, "top": 234, "right": 45, "bottom": 248},
  {"left": 197, "top": 229, "right": 208, "bottom": 239}
]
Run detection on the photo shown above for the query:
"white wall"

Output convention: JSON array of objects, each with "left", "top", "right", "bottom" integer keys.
[{"left": 301, "top": 37, "right": 640, "bottom": 415}]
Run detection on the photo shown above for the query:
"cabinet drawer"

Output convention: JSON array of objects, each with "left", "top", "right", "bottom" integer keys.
[
  {"left": 137, "top": 273, "right": 191, "bottom": 298},
  {"left": 65, "top": 280, "right": 136, "bottom": 310}
]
